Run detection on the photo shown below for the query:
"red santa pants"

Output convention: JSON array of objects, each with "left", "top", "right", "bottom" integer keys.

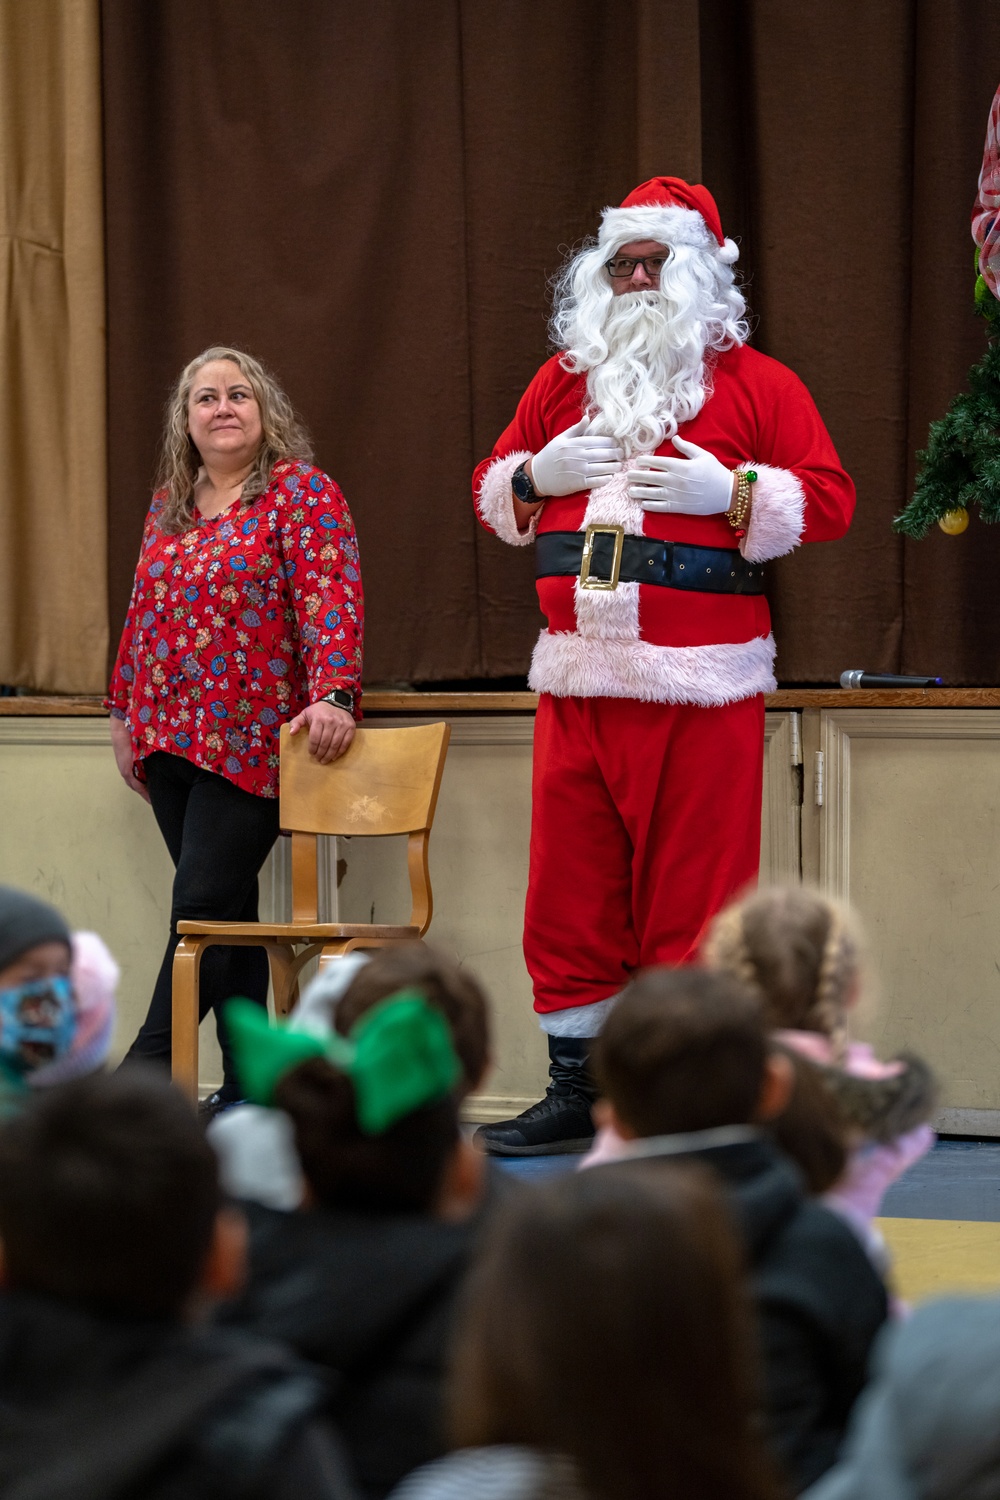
[{"left": 524, "top": 692, "right": 765, "bottom": 1017}]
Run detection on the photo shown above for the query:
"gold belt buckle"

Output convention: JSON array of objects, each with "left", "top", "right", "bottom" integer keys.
[{"left": 579, "top": 524, "right": 625, "bottom": 590}]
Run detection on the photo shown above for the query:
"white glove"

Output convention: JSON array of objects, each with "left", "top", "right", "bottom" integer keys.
[
  {"left": 627, "top": 436, "right": 734, "bottom": 515},
  {"left": 529, "top": 417, "right": 624, "bottom": 497}
]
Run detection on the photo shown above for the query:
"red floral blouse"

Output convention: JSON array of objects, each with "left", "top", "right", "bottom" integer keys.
[{"left": 106, "top": 460, "right": 363, "bottom": 799}]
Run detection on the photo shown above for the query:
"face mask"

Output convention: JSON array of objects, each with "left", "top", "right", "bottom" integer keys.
[{"left": 0, "top": 976, "right": 76, "bottom": 1080}]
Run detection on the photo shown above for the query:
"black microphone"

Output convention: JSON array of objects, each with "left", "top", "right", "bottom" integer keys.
[{"left": 840, "top": 671, "right": 943, "bottom": 689}]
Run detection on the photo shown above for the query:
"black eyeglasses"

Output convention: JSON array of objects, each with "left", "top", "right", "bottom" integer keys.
[{"left": 604, "top": 255, "right": 669, "bottom": 279}]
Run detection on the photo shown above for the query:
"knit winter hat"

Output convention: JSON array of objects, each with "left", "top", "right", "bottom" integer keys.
[
  {"left": 599, "top": 176, "right": 739, "bottom": 265},
  {"left": 0, "top": 887, "right": 71, "bottom": 976}
]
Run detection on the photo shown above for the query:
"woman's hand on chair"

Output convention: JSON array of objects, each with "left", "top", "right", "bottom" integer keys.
[
  {"left": 288, "top": 701, "right": 356, "bottom": 764},
  {"left": 109, "top": 715, "right": 151, "bottom": 803}
]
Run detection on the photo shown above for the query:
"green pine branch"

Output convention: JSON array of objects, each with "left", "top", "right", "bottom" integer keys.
[{"left": 894, "top": 339, "right": 1000, "bottom": 537}]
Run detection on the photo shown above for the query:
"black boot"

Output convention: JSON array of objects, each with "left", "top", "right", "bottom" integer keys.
[{"left": 473, "top": 1036, "right": 597, "bottom": 1156}]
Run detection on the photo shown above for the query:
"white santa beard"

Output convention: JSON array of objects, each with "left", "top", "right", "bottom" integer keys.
[{"left": 570, "top": 290, "right": 711, "bottom": 456}]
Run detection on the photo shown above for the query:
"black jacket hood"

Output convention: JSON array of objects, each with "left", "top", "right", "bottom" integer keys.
[
  {"left": 608, "top": 1128, "right": 889, "bottom": 1492},
  {"left": 222, "top": 1202, "right": 473, "bottom": 1377},
  {"left": 0, "top": 1288, "right": 329, "bottom": 1500}
]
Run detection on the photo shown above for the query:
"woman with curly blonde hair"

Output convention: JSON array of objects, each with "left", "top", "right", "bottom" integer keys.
[{"left": 107, "top": 347, "right": 364, "bottom": 1112}]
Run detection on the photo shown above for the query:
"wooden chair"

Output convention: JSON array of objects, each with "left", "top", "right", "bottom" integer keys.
[{"left": 171, "top": 720, "right": 451, "bottom": 1098}]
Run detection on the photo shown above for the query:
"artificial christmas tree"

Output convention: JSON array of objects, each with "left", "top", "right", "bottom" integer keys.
[{"left": 895, "top": 82, "right": 1000, "bottom": 540}]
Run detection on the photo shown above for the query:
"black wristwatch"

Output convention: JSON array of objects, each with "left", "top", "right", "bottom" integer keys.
[
  {"left": 320, "top": 689, "right": 354, "bottom": 713},
  {"left": 511, "top": 461, "right": 541, "bottom": 504}
]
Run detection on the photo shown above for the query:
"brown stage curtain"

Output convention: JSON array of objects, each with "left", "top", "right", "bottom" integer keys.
[
  {"left": 0, "top": 0, "right": 108, "bottom": 693},
  {"left": 102, "top": 1, "right": 1000, "bottom": 687}
]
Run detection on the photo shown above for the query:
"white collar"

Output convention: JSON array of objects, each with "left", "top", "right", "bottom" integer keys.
[{"left": 612, "top": 1124, "right": 761, "bottom": 1162}]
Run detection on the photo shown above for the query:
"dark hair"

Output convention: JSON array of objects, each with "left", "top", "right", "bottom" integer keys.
[
  {"left": 450, "top": 1162, "right": 782, "bottom": 1500},
  {"left": 593, "top": 968, "right": 767, "bottom": 1137},
  {"left": 274, "top": 1058, "right": 459, "bottom": 1214},
  {"left": 335, "top": 943, "right": 490, "bottom": 1095},
  {"left": 767, "top": 1046, "right": 848, "bottom": 1194},
  {"left": 0, "top": 1070, "right": 219, "bottom": 1318}
]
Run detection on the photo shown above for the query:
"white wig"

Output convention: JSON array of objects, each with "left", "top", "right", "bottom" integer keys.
[{"left": 550, "top": 204, "right": 748, "bottom": 453}]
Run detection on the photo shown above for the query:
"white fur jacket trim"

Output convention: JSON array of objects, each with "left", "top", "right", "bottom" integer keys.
[
  {"left": 600, "top": 204, "right": 713, "bottom": 252},
  {"left": 475, "top": 450, "right": 536, "bottom": 546},
  {"left": 598, "top": 204, "right": 740, "bottom": 266},
  {"left": 528, "top": 630, "right": 776, "bottom": 707},
  {"left": 741, "top": 463, "right": 805, "bottom": 562}
]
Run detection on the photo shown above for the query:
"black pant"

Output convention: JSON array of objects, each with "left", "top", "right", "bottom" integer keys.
[{"left": 125, "top": 752, "right": 281, "bottom": 1094}]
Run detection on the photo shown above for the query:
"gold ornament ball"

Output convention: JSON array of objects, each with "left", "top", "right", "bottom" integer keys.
[{"left": 938, "top": 507, "right": 970, "bottom": 535}]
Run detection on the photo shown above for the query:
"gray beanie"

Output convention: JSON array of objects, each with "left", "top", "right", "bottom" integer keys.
[{"left": 0, "top": 886, "right": 71, "bottom": 976}]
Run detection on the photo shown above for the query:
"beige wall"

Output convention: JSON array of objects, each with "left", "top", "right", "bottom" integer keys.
[
  {"left": 5, "top": 707, "right": 1000, "bottom": 1132},
  {"left": 335, "top": 712, "right": 802, "bottom": 1117},
  {"left": 0, "top": 717, "right": 289, "bottom": 1090},
  {"left": 801, "top": 708, "right": 1000, "bottom": 1134}
]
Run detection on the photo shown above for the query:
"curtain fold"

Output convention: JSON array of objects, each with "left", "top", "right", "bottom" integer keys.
[
  {"left": 101, "top": 1, "right": 1000, "bottom": 687},
  {"left": 0, "top": 0, "right": 107, "bottom": 693}
]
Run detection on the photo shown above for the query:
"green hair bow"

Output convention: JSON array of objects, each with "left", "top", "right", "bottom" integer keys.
[{"left": 224, "top": 989, "right": 461, "bottom": 1135}]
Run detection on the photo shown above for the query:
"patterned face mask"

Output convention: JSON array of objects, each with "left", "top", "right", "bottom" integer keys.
[{"left": 0, "top": 976, "right": 76, "bottom": 1082}]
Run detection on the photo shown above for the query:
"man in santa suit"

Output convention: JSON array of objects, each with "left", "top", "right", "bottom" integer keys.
[{"left": 472, "top": 177, "right": 854, "bottom": 1155}]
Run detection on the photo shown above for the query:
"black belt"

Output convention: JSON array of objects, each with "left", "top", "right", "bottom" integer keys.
[{"left": 535, "top": 528, "right": 764, "bottom": 595}]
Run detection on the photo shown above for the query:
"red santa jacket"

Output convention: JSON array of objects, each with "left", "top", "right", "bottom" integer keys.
[{"left": 473, "top": 344, "right": 854, "bottom": 706}]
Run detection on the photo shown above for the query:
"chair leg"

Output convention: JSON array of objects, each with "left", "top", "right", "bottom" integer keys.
[
  {"left": 326, "top": 937, "right": 406, "bottom": 959},
  {"left": 268, "top": 943, "right": 333, "bottom": 1017},
  {"left": 172, "top": 938, "right": 203, "bottom": 1102},
  {"left": 317, "top": 942, "right": 354, "bottom": 972},
  {"left": 267, "top": 944, "right": 299, "bottom": 1019}
]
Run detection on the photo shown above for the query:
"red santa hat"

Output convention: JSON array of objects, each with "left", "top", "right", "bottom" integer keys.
[{"left": 598, "top": 176, "right": 739, "bottom": 265}]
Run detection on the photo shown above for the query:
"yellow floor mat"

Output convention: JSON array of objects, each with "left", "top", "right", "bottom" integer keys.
[{"left": 876, "top": 1217, "right": 1000, "bottom": 1303}]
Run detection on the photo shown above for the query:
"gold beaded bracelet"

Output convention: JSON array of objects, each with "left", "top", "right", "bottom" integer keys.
[{"left": 726, "top": 468, "right": 756, "bottom": 538}]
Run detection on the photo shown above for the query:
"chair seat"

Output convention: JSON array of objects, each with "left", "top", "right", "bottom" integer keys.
[{"left": 176, "top": 920, "right": 421, "bottom": 940}]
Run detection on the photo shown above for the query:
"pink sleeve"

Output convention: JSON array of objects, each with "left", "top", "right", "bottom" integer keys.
[{"left": 825, "top": 1125, "right": 936, "bottom": 1225}]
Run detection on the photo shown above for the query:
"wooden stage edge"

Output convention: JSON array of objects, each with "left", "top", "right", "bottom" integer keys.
[{"left": 5, "top": 687, "right": 1000, "bottom": 716}]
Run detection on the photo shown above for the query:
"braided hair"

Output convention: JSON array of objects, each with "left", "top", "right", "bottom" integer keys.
[{"left": 702, "top": 887, "right": 861, "bottom": 1061}]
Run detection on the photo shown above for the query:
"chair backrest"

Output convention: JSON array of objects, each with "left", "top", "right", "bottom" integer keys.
[
  {"left": 279, "top": 723, "right": 451, "bottom": 930},
  {"left": 279, "top": 722, "right": 451, "bottom": 836}
]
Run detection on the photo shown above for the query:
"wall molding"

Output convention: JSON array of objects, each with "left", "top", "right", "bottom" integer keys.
[
  {"left": 463, "top": 1093, "right": 538, "bottom": 1124},
  {"left": 819, "top": 708, "right": 1000, "bottom": 899},
  {"left": 0, "top": 714, "right": 537, "bottom": 752},
  {"left": 936, "top": 1107, "right": 1000, "bottom": 1138},
  {"left": 763, "top": 711, "right": 800, "bottom": 883},
  {"left": 0, "top": 719, "right": 111, "bottom": 747}
]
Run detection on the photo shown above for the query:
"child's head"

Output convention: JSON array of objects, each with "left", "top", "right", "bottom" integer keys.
[
  {"left": 450, "top": 1161, "right": 780, "bottom": 1500},
  {"left": 593, "top": 968, "right": 787, "bottom": 1139},
  {"left": 702, "top": 885, "right": 862, "bottom": 1053},
  {"left": 0, "top": 887, "right": 71, "bottom": 985},
  {"left": 0, "top": 1070, "right": 233, "bottom": 1319},
  {"left": 275, "top": 1060, "right": 461, "bottom": 1215},
  {"left": 228, "top": 992, "right": 468, "bottom": 1217},
  {"left": 0, "top": 886, "right": 73, "bottom": 1085},
  {"left": 0, "top": 890, "right": 118, "bottom": 1092},
  {"left": 29, "top": 932, "right": 119, "bottom": 1090},
  {"left": 767, "top": 1045, "right": 848, "bottom": 1194},
  {"left": 335, "top": 943, "right": 491, "bottom": 1096}
]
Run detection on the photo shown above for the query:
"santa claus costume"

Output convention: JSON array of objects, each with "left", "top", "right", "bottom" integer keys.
[{"left": 472, "top": 178, "right": 854, "bottom": 1154}]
